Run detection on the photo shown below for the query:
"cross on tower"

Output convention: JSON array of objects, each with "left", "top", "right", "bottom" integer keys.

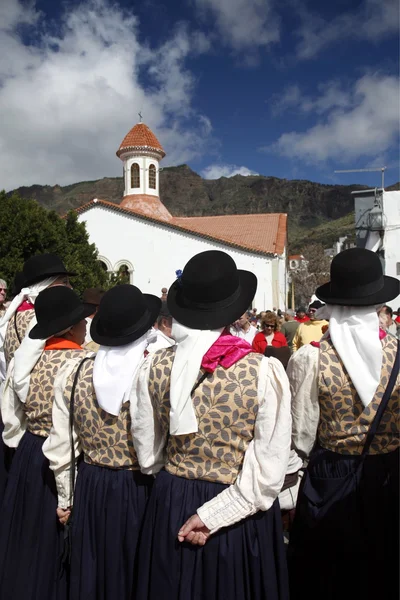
[{"left": 138, "top": 111, "right": 143, "bottom": 123}]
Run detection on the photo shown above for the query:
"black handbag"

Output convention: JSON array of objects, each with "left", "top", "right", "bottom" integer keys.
[
  {"left": 298, "top": 341, "right": 399, "bottom": 539},
  {"left": 60, "top": 356, "right": 93, "bottom": 570}
]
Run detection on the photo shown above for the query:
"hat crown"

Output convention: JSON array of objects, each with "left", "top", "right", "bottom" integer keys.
[
  {"left": 35, "top": 287, "right": 82, "bottom": 328},
  {"left": 330, "top": 248, "right": 383, "bottom": 293},
  {"left": 23, "top": 253, "right": 69, "bottom": 286},
  {"left": 181, "top": 251, "right": 240, "bottom": 304},
  {"left": 97, "top": 285, "right": 147, "bottom": 335}
]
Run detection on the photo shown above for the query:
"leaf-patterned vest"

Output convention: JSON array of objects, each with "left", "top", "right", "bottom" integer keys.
[
  {"left": 148, "top": 347, "right": 263, "bottom": 485},
  {"left": 64, "top": 358, "right": 139, "bottom": 470},
  {"left": 4, "top": 310, "right": 35, "bottom": 367},
  {"left": 25, "top": 348, "right": 88, "bottom": 438},
  {"left": 318, "top": 334, "right": 399, "bottom": 455}
]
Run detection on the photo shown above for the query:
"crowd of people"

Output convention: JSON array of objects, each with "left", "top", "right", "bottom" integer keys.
[{"left": 0, "top": 247, "right": 398, "bottom": 600}]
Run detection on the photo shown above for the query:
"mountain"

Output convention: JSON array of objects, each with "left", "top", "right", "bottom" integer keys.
[{"left": 7, "top": 166, "right": 400, "bottom": 252}]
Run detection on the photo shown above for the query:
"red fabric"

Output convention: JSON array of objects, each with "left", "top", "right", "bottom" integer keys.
[
  {"left": 45, "top": 337, "right": 82, "bottom": 350},
  {"left": 201, "top": 329, "right": 253, "bottom": 373},
  {"left": 17, "top": 301, "right": 34, "bottom": 312},
  {"left": 379, "top": 328, "right": 387, "bottom": 340},
  {"left": 295, "top": 316, "right": 310, "bottom": 323},
  {"left": 395, "top": 316, "right": 400, "bottom": 324},
  {"left": 252, "top": 331, "right": 288, "bottom": 354}
]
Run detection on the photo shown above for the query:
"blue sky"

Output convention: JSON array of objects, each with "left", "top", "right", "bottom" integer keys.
[{"left": 1, "top": 0, "right": 399, "bottom": 190}]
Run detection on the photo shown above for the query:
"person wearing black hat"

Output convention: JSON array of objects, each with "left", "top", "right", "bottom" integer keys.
[
  {"left": 132, "top": 250, "right": 291, "bottom": 600},
  {"left": 82, "top": 287, "right": 105, "bottom": 351},
  {"left": 0, "top": 286, "right": 93, "bottom": 600},
  {"left": 287, "top": 248, "right": 400, "bottom": 600},
  {"left": 43, "top": 284, "right": 160, "bottom": 600},
  {"left": 291, "top": 300, "right": 328, "bottom": 351},
  {"left": 147, "top": 301, "right": 175, "bottom": 353}
]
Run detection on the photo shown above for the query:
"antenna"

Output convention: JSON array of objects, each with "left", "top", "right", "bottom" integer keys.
[{"left": 334, "top": 166, "right": 387, "bottom": 189}]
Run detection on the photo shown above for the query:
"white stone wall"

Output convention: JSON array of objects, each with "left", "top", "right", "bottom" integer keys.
[
  {"left": 382, "top": 191, "right": 400, "bottom": 309},
  {"left": 122, "top": 154, "right": 160, "bottom": 197},
  {"left": 78, "top": 205, "right": 286, "bottom": 311}
]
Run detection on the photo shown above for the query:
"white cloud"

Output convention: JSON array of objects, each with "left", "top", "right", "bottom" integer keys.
[
  {"left": 0, "top": 0, "right": 213, "bottom": 191},
  {"left": 271, "top": 81, "right": 351, "bottom": 116},
  {"left": 193, "top": 0, "right": 279, "bottom": 52},
  {"left": 202, "top": 164, "right": 258, "bottom": 179},
  {"left": 295, "top": 0, "right": 399, "bottom": 60},
  {"left": 268, "top": 73, "right": 400, "bottom": 163}
]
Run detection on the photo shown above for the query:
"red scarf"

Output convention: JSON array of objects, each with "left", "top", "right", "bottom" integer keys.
[
  {"left": 201, "top": 329, "right": 253, "bottom": 373},
  {"left": 45, "top": 337, "right": 82, "bottom": 350},
  {"left": 17, "top": 301, "right": 34, "bottom": 312}
]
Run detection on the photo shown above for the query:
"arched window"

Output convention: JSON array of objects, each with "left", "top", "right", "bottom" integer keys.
[
  {"left": 131, "top": 163, "right": 140, "bottom": 188},
  {"left": 99, "top": 260, "right": 108, "bottom": 272},
  {"left": 148, "top": 164, "right": 156, "bottom": 189}
]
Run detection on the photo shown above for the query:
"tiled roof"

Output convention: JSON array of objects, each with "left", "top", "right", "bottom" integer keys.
[
  {"left": 289, "top": 254, "right": 304, "bottom": 260},
  {"left": 74, "top": 200, "right": 287, "bottom": 257},
  {"left": 116, "top": 123, "right": 166, "bottom": 158},
  {"left": 120, "top": 194, "right": 172, "bottom": 221}
]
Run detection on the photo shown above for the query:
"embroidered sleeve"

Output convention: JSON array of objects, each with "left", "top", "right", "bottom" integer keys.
[
  {"left": 130, "top": 354, "right": 167, "bottom": 475},
  {"left": 197, "top": 357, "right": 291, "bottom": 534},
  {"left": 42, "top": 358, "right": 83, "bottom": 509},
  {"left": 286, "top": 344, "right": 319, "bottom": 459},
  {"left": 1, "top": 359, "right": 27, "bottom": 448}
]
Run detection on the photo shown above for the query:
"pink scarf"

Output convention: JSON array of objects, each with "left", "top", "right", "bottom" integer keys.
[{"left": 201, "top": 329, "right": 254, "bottom": 373}]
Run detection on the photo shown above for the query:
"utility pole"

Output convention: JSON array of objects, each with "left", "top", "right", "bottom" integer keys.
[{"left": 334, "top": 166, "right": 387, "bottom": 189}]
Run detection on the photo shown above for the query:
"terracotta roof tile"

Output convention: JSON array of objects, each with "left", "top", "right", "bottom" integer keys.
[
  {"left": 116, "top": 123, "right": 166, "bottom": 158},
  {"left": 74, "top": 200, "right": 287, "bottom": 257},
  {"left": 121, "top": 194, "right": 172, "bottom": 221}
]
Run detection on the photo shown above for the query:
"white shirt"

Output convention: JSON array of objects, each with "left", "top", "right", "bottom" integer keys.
[
  {"left": 230, "top": 324, "right": 258, "bottom": 345},
  {"left": 130, "top": 354, "right": 292, "bottom": 534},
  {"left": 146, "top": 329, "right": 175, "bottom": 353}
]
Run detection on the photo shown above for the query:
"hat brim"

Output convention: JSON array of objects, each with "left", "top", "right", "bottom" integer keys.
[
  {"left": 29, "top": 303, "right": 95, "bottom": 339},
  {"left": 24, "top": 270, "right": 77, "bottom": 287},
  {"left": 167, "top": 270, "right": 257, "bottom": 330},
  {"left": 316, "top": 275, "right": 400, "bottom": 306},
  {"left": 90, "top": 294, "right": 161, "bottom": 347}
]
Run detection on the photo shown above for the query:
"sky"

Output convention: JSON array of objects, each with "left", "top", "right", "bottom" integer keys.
[{"left": 1, "top": 0, "right": 399, "bottom": 191}]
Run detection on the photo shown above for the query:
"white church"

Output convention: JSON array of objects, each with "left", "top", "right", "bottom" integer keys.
[{"left": 76, "top": 121, "right": 288, "bottom": 310}]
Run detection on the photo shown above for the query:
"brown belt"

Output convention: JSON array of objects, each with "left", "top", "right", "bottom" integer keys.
[{"left": 281, "top": 470, "right": 299, "bottom": 492}]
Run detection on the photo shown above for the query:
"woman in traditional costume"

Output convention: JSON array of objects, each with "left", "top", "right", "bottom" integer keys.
[
  {"left": 0, "top": 286, "right": 93, "bottom": 599},
  {"left": 43, "top": 284, "right": 160, "bottom": 600},
  {"left": 133, "top": 250, "right": 291, "bottom": 600},
  {"left": 287, "top": 248, "right": 399, "bottom": 600}
]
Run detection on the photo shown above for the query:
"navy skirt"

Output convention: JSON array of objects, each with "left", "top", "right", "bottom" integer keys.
[
  {"left": 70, "top": 461, "right": 153, "bottom": 600},
  {"left": 136, "top": 470, "right": 289, "bottom": 600},
  {"left": 0, "top": 419, "right": 14, "bottom": 508},
  {"left": 288, "top": 447, "right": 399, "bottom": 600},
  {"left": 0, "top": 431, "right": 67, "bottom": 600}
]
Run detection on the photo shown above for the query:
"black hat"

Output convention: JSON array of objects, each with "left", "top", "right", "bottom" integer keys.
[
  {"left": 23, "top": 253, "right": 76, "bottom": 287},
  {"left": 11, "top": 272, "right": 25, "bottom": 296},
  {"left": 91, "top": 284, "right": 161, "bottom": 347},
  {"left": 316, "top": 248, "right": 399, "bottom": 306},
  {"left": 167, "top": 250, "right": 257, "bottom": 330},
  {"left": 29, "top": 287, "right": 95, "bottom": 340},
  {"left": 82, "top": 287, "right": 105, "bottom": 306},
  {"left": 308, "top": 300, "right": 325, "bottom": 310}
]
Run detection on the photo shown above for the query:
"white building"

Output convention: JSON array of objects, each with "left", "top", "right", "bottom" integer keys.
[
  {"left": 76, "top": 121, "right": 288, "bottom": 310},
  {"left": 354, "top": 188, "right": 400, "bottom": 309}
]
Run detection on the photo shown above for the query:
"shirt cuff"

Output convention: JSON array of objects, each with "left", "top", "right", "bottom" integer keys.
[
  {"left": 55, "top": 469, "right": 73, "bottom": 509},
  {"left": 197, "top": 485, "right": 255, "bottom": 534}
]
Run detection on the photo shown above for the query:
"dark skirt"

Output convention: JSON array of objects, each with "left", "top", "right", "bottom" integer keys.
[
  {"left": 136, "top": 469, "right": 289, "bottom": 600},
  {"left": 0, "top": 419, "right": 14, "bottom": 508},
  {"left": 0, "top": 431, "right": 67, "bottom": 600},
  {"left": 288, "top": 446, "right": 399, "bottom": 600},
  {"left": 70, "top": 461, "right": 153, "bottom": 600}
]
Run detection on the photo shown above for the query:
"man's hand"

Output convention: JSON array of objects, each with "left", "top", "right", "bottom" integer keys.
[
  {"left": 56, "top": 507, "right": 71, "bottom": 526},
  {"left": 177, "top": 514, "right": 211, "bottom": 546}
]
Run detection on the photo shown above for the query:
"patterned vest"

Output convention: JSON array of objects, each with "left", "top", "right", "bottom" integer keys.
[
  {"left": 318, "top": 335, "right": 399, "bottom": 455},
  {"left": 148, "top": 348, "right": 263, "bottom": 484},
  {"left": 4, "top": 310, "right": 35, "bottom": 367},
  {"left": 24, "top": 348, "right": 88, "bottom": 438},
  {"left": 64, "top": 358, "right": 139, "bottom": 470}
]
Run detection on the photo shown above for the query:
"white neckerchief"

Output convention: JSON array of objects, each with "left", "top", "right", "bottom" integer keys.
[
  {"left": 317, "top": 304, "right": 382, "bottom": 407},
  {"left": 169, "top": 320, "right": 223, "bottom": 435},
  {"left": 265, "top": 332, "right": 274, "bottom": 345},
  {"left": 93, "top": 330, "right": 155, "bottom": 416},
  {"left": 3, "top": 277, "right": 58, "bottom": 396}
]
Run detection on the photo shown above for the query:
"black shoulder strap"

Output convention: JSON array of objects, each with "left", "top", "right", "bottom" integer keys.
[
  {"left": 14, "top": 312, "right": 21, "bottom": 344},
  {"left": 362, "top": 340, "right": 399, "bottom": 457},
  {"left": 69, "top": 356, "right": 93, "bottom": 505}
]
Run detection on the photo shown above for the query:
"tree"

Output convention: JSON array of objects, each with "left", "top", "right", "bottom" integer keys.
[
  {"left": 290, "top": 243, "right": 331, "bottom": 307},
  {"left": 0, "top": 191, "right": 108, "bottom": 296}
]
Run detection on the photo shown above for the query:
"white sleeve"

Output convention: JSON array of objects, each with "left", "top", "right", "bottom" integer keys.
[
  {"left": 42, "top": 359, "right": 82, "bottom": 509},
  {"left": 130, "top": 354, "right": 167, "bottom": 475},
  {"left": 286, "top": 344, "right": 320, "bottom": 459},
  {"left": 1, "top": 359, "right": 27, "bottom": 448},
  {"left": 197, "top": 357, "right": 291, "bottom": 535}
]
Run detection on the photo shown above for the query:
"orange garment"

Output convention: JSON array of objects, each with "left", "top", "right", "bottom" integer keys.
[{"left": 45, "top": 337, "right": 82, "bottom": 350}]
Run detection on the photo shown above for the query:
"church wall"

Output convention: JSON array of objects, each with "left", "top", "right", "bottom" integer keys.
[{"left": 78, "top": 206, "right": 283, "bottom": 311}]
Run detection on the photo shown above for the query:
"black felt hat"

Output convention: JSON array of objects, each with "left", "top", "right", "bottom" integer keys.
[
  {"left": 91, "top": 284, "right": 161, "bottom": 347},
  {"left": 316, "top": 248, "right": 399, "bottom": 306},
  {"left": 167, "top": 250, "right": 257, "bottom": 330},
  {"left": 23, "top": 254, "right": 76, "bottom": 287},
  {"left": 29, "top": 287, "right": 95, "bottom": 340}
]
